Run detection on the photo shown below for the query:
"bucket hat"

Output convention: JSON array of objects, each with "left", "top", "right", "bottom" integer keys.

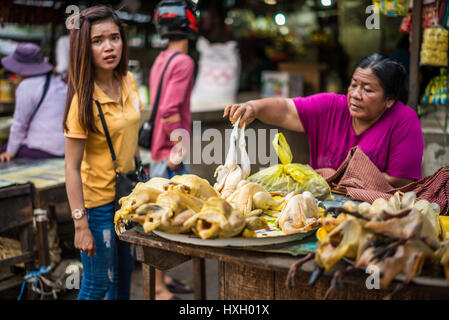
[{"left": 1, "top": 42, "right": 53, "bottom": 76}]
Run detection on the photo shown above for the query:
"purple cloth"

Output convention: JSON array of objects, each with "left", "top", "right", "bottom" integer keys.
[
  {"left": 293, "top": 93, "right": 423, "bottom": 180},
  {"left": 7, "top": 74, "right": 67, "bottom": 157},
  {"left": 0, "top": 144, "right": 57, "bottom": 159}
]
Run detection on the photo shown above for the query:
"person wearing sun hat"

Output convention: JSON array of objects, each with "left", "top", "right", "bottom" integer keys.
[{"left": 0, "top": 42, "right": 67, "bottom": 161}]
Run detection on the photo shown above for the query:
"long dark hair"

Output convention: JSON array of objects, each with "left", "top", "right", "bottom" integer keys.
[
  {"left": 353, "top": 53, "right": 408, "bottom": 104},
  {"left": 63, "top": 5, "right": 128, "bottom": 133}
]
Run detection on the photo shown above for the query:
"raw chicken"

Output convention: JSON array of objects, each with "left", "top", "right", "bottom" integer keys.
[
  {"left": 168, "top": 174, "right": 219, "bottom": 201},
  {"left": 364, "top": 209, "right": 441, "bottom": 250},
  {"left": 214, "top": 118, "right": 251, "bottom": 198},
  {"left": 434, "top": 242, "right": 449, "bottom": 286},
  {"left": 116, "top": 184, "right": 162, "bottom": 217},
  {"left": 414, "top": 199, "right": 444, "bottom": 241},
  {"left": 141, "top": 177, "right": 171, "bottom": 191},
  {"left": 275, "top": 191, "right": 321, "bottom": 234},
  {"left": 225, "top": 180, "right": 279, "bottom": 217},
  {"left": 183, "top": 197, "right": 246, "bottom": 239},
  {"left": 308, "top": 192, "right": 449, "bottom": 295},
  {"left": 138, "top": 189, "right": 204, "bottom": 234},
  {"left": 356, "top": 239, "right": 434, "bottom": 289},
  {"left": 114, "top": 178, "right": 169, "bottom": 234},
  {"left": 241, "top": 216, "right": 270, "bottom": 238},
  {"left": 315, "top": 217, "right": 373, "bottom": 271}
]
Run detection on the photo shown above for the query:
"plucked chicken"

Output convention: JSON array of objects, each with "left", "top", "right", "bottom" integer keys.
[
  {"left": 225, "top": 180, "right": 280, "bottom": 217},
  {"left": 114, "top": 178, "right": 172, "bottom": 234},
  {"left": 434, "top": 242, "right": 449, "bottom": 286},
  {"left": 183, "top": 197, "right": 246, "bottom": 239},
  {"left": 315, "top": 217, "right": 374, "bottom": 271},
  {"left": 275, "top": 191, "right": 321, "bottom": 234},
  {"left": 241, "top": 216, "right": 270, "bottom": 238},
  {"left": 138, "top": 189, "right": 204, "bottom": 233},
  {"left": 168, "top": 174, "right": 219, "bottom": 201},
  {"left": 288, "top": 193, "right": 449, "bottom": 297},
  {"left": 356, "top": 239, "right": 434, "bottom": 289},
  {"left": 214, "top": 118, "right": 251, "bottom": 198}
]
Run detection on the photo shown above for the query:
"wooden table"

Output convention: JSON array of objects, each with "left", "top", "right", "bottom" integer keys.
[
  {"left": 0, "top": 158, "right": 68, "bottom": 267},
  {"left": 119, "top": 228, "right": 449, "bottom": 300}
]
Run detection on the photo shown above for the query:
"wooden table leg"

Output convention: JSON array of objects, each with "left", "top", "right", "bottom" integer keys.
[
  {"left": 193, "top": 257, "right": 206, "bottom": 300},
  {"left": 34, "top": 208, "right": 50, "bottom": 267},
  {"left": 142, "top": 263, "right": 155, "bottom": 300}
]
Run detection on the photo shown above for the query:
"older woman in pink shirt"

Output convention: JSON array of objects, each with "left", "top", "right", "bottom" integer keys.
[
  {"left": 0, "top": 43, "right": 67, "bottom": 162},
  {"left": 225, "top": 54, "right": 423, "bottom": 188}
]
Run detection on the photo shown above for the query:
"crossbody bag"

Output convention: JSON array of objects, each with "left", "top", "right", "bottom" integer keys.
[
  {"left": 94, "top": 100, "right": 149, "bottom": 210},
  {"left": 138, "top": 51, "right": 181, "bottom": 149}
]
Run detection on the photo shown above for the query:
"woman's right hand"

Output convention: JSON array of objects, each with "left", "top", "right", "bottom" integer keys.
[
  {"left": 223, "top": 101, "right": 258, "bottom": 128},
  {"left": 74, "top": 219, "right": 96, "bottom": 256}
]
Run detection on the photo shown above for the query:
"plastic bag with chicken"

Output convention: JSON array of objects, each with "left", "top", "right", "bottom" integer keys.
[{"left": 214, "top": 117, "right": 251, "bottom": 198}]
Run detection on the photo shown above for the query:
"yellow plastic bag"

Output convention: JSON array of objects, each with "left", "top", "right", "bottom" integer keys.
[
  {"left": 273, "top": 133, "right": 292, "bottom": 165},
  {"left": 248, "top": 133, "right": 332, "bottom": 200}
]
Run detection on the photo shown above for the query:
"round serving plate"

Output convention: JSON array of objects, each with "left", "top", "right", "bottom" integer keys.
[{"left": 149, "top": 229, "right": 316, "bottom": 248}]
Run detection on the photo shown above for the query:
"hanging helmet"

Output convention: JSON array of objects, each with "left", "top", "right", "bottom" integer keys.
[{"left": 154, "top": 0, "right": 199, "bottom": 40}]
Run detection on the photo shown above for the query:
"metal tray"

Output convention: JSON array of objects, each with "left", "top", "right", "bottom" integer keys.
[{"left": 150, "top": 229, "right": 316, "bottom": 248}]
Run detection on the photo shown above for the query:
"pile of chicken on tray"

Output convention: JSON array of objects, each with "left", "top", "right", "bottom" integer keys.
[
  {"left": 114, "top": 119, "right": 449, "bottom": 293},
  {"left": 286, "top": 192, "right": 449, "bottom": 298},
  {"left": 114, "top": 119, "right": 323, "bottom": 239}
]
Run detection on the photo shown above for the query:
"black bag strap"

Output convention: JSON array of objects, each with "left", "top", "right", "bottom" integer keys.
[
  {"left": 27, "top": 72, "right": 51, "bottom": 129},
  {"left": 96, "top": 50, "right": 180, "bottom": 174},
  {"left": 95, "top": 100, "right": 119, "bottom": 172},
  {"left": 95, "top": 100, "right": 145, "bottom": 178},
  {"left": 147, "top": 51, "right": 181, "bottom": 125}
]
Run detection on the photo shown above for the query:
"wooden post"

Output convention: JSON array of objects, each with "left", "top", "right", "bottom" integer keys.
[
  {"left": 408, "top": 0, "right": 423, "bottom": 109},
  {"left": 193, "top": 257, "right": 206, "bottom": 300},
  {"left": 34, "top": 208, "right": 50, "bottom": 267},
  {"left": 142, "top": 263, "right": 156, "bottom": 300}
]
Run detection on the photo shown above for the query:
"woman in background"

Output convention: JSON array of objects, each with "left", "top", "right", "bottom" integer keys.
[{"left": 0, "top": 43, "right": 67, "bottom": 162}]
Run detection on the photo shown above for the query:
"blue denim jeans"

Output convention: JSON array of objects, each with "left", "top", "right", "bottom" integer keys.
[
  {"left": 150, "top": 160, "right": 190, "bottom": 179},
  {"left": 78, "top": 202, "right": 135, "bottom": 300}
]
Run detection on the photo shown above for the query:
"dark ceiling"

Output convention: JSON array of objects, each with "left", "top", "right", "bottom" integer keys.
[{"left": 0, "top": 0, "right": 313, "bottom": 26}]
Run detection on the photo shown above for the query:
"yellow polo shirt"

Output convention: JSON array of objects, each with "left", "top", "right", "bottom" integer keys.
[{"left": 65, "top": 71, "right": 143, "bottom": 208}]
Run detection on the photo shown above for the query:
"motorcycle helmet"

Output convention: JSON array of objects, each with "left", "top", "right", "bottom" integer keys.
[{"left": 154, "top": 0, "right": 199, "bottom": 40}]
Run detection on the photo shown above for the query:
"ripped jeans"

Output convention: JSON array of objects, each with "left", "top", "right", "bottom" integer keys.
[
  {"left": 149, "top": 160, "right": 190, "bottom": 179},
  {"left": 78, "top": 202, "right": 135, "bottom": 300}
]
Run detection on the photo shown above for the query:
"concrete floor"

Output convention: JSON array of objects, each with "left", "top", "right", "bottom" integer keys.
[{"left": 130, "top": 259, "right": 219, "bottom": 300}]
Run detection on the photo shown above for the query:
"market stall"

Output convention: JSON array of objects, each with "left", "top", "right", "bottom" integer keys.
[
  {"left": 1, "top": 0, "right": 448, "bottom": 302},
  {"left": 119, "top": 228, "right": 449, "bottom": 300},
  {"left": 0, "top": 158, "right": 67, "bottom": 270},
  {"left": 115, "top": 120, "right": 449, "bottom": 300}
]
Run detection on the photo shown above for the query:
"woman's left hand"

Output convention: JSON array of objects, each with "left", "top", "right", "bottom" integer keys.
[
  {"left": 0, "top": 151, "right": 14, "bottom": 162},
  {"left": 167, "top": 158, "right": 182, "bottom": 171},
  {"left": 382, "top": 172, "right": 414, "bottom": 188}
]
